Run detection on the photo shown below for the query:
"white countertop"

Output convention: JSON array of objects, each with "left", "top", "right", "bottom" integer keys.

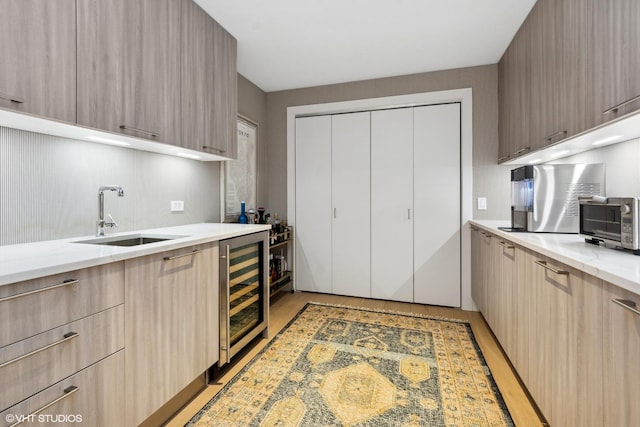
[
  {"left": 470, "top": 220, "right": 640, "bottom": 296},
  {"left": 0, "top": 223, "right": 271, "bottom": 287}
]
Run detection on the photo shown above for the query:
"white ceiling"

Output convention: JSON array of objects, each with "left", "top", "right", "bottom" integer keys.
[{"left": 195, "top": 0, "right": 537, "bottom": 92}]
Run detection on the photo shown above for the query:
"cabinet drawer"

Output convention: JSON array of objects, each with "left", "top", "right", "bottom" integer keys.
[
  {"left": 0, "top": 262, "right": 124, "bottom": 347},
  {"left": 0, "top": 350, "right": 124, "bottom": 427},
  {"left": 0, "top": 305, "right": 124, "bottom": 412}
]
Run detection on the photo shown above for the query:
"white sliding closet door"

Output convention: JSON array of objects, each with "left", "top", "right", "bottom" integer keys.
[
  {"left": 295, "top": 116, "right": 332, "bottom": 293},
  {"left": 332, "top": 112, "right": 371, "bottom": 298},
  {"left": 413, "top": 103, "right": 461, "bottom": 306},
  {"left": 371, "top": 108, "right": 414, "bottom": 302}
]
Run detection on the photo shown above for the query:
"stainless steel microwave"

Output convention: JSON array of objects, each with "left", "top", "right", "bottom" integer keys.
[{"left": 579, "top": 196, "right": 640, "bottom": 254}]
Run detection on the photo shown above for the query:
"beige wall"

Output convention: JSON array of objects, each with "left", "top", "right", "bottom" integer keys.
[
  {"left": 264, "top": 64, "right": 511, "bottom": 222},
  {"left": 238, "top": 74, "right": 269, "bottom": 208}
]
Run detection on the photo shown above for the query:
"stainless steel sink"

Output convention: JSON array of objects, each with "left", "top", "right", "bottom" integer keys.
[{"left": 75, "top": 233, "right": 188, "bottom": 247}]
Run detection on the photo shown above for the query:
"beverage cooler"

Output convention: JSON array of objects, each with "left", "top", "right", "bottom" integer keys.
[{"left": 218, "top": 231, "right": 269, "bottom": 367}]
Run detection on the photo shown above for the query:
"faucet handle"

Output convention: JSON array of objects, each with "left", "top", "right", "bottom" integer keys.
[{"left": 106, "top": 214, "right": 118, "bottom": 228}]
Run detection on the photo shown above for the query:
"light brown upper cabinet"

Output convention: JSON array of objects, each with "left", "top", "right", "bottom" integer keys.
[
  {"left": 181, "top": 0, "right": 238, "bottom": 158},
  {"left": 528, "top": 0, "right": 591, "bottom": 151},
  {"left": 0, "top": 0, "right": 76, "bottom": 123},
  {"left": 211, "top": 18, "right": 238, "bottom": 158},
  {"left": 77, "top": 0, "right": 181, "bottom": 144},
  {"left": 590, "top": 0, "right": 640, "bottom": 126},
  {"left": 498, "top": 12, "right": 532, "bottom": 162},
  {"left": 498, "top": 0, "right": 637, "bottom": 163}
]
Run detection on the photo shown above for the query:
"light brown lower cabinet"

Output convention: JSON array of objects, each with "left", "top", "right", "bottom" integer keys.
[
  {"left": 602, "top": 282, "right": 640, "bottom": 426},
  {"left": 125, "top": 242, "right": 219, "bottom": 426},
  {"left": 528, "top": 254, "right": 603, "bottom": 427},
  {"left": 0, "top": 350, "right": 124, "bottom": 427},
  {"left": 471, "top": 228, "right": 618, "bottom": 426}
]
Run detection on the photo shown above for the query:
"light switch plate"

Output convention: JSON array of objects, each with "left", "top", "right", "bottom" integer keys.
[
  {"left": 477, "top": 197, "right": 487, "bottom": 210},
  {"left": 170, "top": 200, "right": 184, "bottom": 212}
]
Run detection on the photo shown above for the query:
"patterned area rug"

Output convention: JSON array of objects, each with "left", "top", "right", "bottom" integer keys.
[{"left": 187, "top": 303, "right": 514, "bottom": 426}]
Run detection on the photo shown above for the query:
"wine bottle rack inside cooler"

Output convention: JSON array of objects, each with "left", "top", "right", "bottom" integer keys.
[{"left": 219, "top": 231, "right": 269, "bottom": 367}]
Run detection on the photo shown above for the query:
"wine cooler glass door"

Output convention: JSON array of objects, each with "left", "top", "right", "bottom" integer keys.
[{"left": 220, "top": 231, "right": 269, "bottom": 366}]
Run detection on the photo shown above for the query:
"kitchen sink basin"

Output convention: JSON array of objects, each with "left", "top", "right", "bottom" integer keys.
[{"left": 75, "top": 233, "right": 188, "bottom": 247}]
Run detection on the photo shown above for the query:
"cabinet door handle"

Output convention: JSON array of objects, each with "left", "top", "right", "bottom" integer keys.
[
  {"left": 0, "top": 279, "right": 78, "bottom": 304},
  {"left": 8, "top": 386, "right": 79, "bottom": 427},
  {"left": 603, "top": 94, "right": 640, "bottom": 115},
  {"left": 334, "top": 208, "right": 337, "bottom": 219},
  {"left": 544, "top": 130, "right": 568, "bottom": 143},
  {"left": 119, "top": 125, "right": 160, "bottom": 138},
  {"left": 498, "top": 155, "right": 509, "bottom": 162},
  {"left": 497, "top": 240, "right": 514, "bottom": 249},
  {"left": 513, "top": 146, "right": 531, "bottom": 155},
  {"left": 0, "top": 92, "right": 24, "bottom": 103},
  {"left": 612, "top": 298, "right": 640, "bottom": 316},
  {"left": 163, "top": 249, "right": 201, "bottom": 261},
  {"left": 408, "top": 208, "right": 411, "bottom": 220},
  {"left": 0, "top": 332, "right": 79, "bottom": 369},
  {"left": 202, "top": 146, "right": 226, "bottom": 154},
  {"left": 534, "top": 260, "right": 568, "bottom": 275}
]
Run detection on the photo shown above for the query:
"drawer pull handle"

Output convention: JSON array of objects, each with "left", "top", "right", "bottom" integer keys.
[
  {"left": 202, "top": 145, "right": 226, "bottom": 154},
  {"left": 163, "top": 249, "right": 201, "bottom": 261},
  {"left": 544, "top": 130, "right": 568, "bottom": 143},
  {"left": 497, "top": 241, "right": 514, "bottom": 249},
  {"left": 8, "top": 386, "right": 79, "bottom": 427},
  {"left": 0, "top": 332, "right": 78, "bottom": 369},
  {"left": 119, "top": 125, "right": 160, "bottom": 138},
  {"left": 534, "top": 260, "right": 569, "bottom": 275},
  {"left": 612, "top": 299, "right": 640, "bottom": 316},
  {"left": 0, "top": 92, "right": 24, "bottom": 103},
  {"left": 603, "top": 94, "right": 640, "bottom": 114},
  {"left": 0, "top": 279, "right": 79, "bottom": 304}
]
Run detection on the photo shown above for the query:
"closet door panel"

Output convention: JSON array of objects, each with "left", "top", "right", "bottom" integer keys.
[
  {"left": 332, "top": 112, "right": 371, "bottom": 298},
  {"left": 371, "top": 108, "right": 414, "bottom": 302},
  {"left": 295, "top": 116, "right": 332, "bottom": 293},
  {"left": 413, "top": 103, "right": 461, "bottom": 307}
]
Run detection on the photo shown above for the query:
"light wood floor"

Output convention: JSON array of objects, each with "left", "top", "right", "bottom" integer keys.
[{"left": 167, "top": 291, "right": 545, "bottom": 426}]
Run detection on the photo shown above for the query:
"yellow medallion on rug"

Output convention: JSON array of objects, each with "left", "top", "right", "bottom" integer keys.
[{"left": 187, "top": 303, "right": 514, "bottom": 426}]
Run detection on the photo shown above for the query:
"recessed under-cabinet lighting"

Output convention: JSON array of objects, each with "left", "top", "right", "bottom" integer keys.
[
  {"left": 550, "top": 150, "right": 570, "bottom": 158},
  {"left": 527, "top": 158, "right": 542, "bottom": 164},
  {"left": 175, "top": 152, "right": 201, "bottom": 160},
  {"left": 86, "top": 135, "right": 131, "bottom": 146},
  {"left": 592, "top": 135, "right": 623, "bottom": 146}
]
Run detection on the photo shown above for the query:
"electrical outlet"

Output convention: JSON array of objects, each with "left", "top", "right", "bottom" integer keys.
[
  {"left": 170, "top": 200, "right": 184, "bottom": 212},
  {"left": 477, "top": 197, "right": 487, "bottom": 210}
]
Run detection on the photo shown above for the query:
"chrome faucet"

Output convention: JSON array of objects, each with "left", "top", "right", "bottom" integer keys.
[{"left": 97, "top": 185, "right": 125, "bottom": 236}]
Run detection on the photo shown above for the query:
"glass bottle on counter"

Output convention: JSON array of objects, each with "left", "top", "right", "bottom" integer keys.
[{"left": 238, "top": 201, "right": 248, "bottom": 224}]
